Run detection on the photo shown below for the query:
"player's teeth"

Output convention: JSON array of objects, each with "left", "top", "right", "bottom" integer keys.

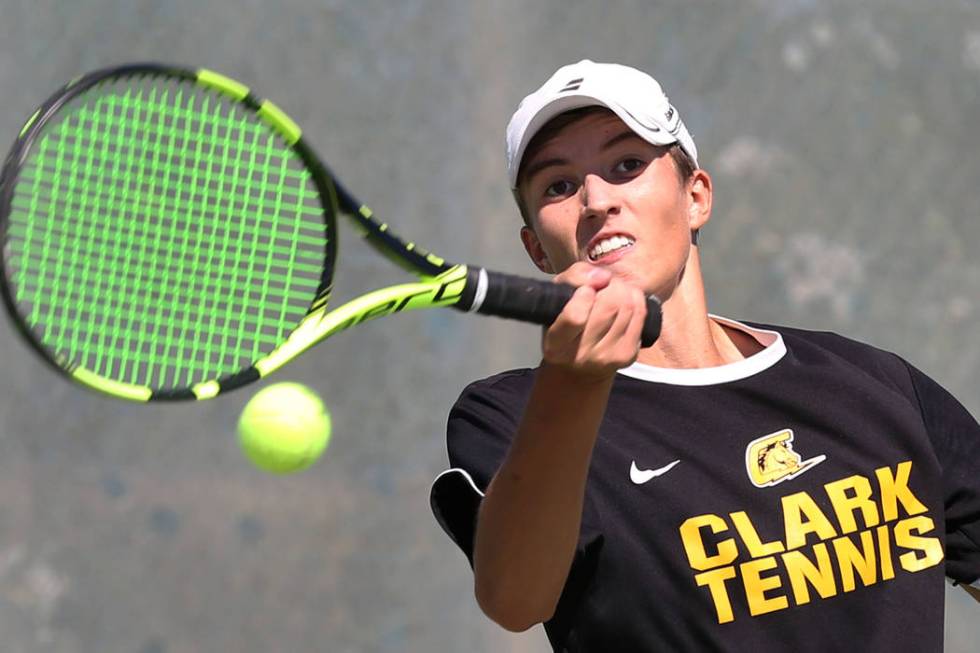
[{"left": 590, "top": 236, "right": 634, "bottom": 259}]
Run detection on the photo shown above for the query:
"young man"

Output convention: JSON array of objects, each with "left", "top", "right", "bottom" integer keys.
[{"left": 430, "top": 60, "right": 980, "bottom": 651}]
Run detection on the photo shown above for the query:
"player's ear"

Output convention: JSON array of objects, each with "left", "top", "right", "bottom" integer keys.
[
  {"left": 520, "top": 226, "right": 554, "bottom": 273},
  {"left": 687, "top": 169, "right": 713, "bottom": 236}
]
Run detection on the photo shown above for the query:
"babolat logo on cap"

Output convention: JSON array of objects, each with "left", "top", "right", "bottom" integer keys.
[
  {"left": 745, "top": 429, "right": 826, "bottom": 488},
  {"left": 560, "top": 77, "right": 584, "bottom": 92}
]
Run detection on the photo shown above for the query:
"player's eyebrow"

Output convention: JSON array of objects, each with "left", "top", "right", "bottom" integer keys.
[
  {"left": 522, "top": 156, "right": 568, "bottom": 186},
  {"left": 522, "top": 129, "right": 645, "bottom": 186},
  {"left": 599, "top": 129, "right": 644, "bottom": 152}
]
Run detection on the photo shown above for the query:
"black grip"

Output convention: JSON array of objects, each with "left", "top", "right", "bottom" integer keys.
[{"left": 464, "top": 268, "right": 662, "bottom": 348}]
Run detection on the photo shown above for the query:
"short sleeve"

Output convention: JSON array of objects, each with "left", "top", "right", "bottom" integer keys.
[
  {"left": 429, "top": 370, "right": 534, "bottom": 566},
  {"left": 429, "top": 369, "right": 606, "bottom": 647},
  {"left": 429, "top": 369, "right": 604, "bottom": 569},
  {"left": 905, "top": 363, "right": 980, "bottom": 586}
]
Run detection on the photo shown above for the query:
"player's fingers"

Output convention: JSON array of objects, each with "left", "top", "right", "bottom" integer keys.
[
  {"left": 609, "top": 287, "right": 647, "bottom": 349},
  {"left": 553, "top": 262, "right": 611, "bottom": 291},
  {"left": 543, "top": 275, "right": 645, "bottom": 373},
  {"left": 586, "top": 292, "right": 634, "bottom": 354},
  {"left": 543, "top": 284, "right": 596, "bottom": 356},
  {"left": 576, "top": 284, "right": 628, "bottom": 348},
  {"left": 586, "top": 282, "right": 646, "bottom": 365}
]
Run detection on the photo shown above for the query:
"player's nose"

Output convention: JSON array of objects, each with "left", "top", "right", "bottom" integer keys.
[{"left": 580, "top": 173, "right": 619, "bottom": 219}]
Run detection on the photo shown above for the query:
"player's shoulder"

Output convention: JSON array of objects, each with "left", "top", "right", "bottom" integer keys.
[
  {"left": 754, "top": 320, "right": 895, "bottom": 357},
  {"left": 447, "top": 368, "right": 537, "bottom": 435},
  {"left": 747, "top": 319, "right": 915, "bottom": 390},
  {"left": 457, "top": 367, "right": 537, "bottom": 401}
]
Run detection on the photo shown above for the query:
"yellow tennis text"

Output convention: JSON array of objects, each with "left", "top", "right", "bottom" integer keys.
[{"left": 678, "top": 461, "right": 942, "bottom": 623}]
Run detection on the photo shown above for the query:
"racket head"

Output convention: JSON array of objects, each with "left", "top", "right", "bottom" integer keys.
[{"left": 0, "top": 63, "right": 339, "bottom": 400}]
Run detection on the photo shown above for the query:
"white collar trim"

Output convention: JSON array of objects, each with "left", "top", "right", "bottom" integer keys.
[{"left": 617, "top": 315, "right": 786, "bottom": 386}]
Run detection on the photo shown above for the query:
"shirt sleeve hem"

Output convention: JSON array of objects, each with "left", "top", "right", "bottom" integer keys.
[{"left": 429, "top": 468, "right": 485, "bottom": 564}]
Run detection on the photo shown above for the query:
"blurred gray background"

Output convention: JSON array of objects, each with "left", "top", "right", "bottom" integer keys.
[{"left": 0, "top": 0, "right": 977, "bottom": 651}]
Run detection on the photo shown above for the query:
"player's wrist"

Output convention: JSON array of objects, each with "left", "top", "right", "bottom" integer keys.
[{"left": 538, "top": 358, "right": 619, "bottom": 389}]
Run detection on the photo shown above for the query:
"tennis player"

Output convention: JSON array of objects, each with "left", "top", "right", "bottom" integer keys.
[{"left": 431, "top": 60, "right": 980, "bottom": 651}]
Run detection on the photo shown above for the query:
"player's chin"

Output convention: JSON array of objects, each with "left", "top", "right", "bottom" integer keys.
[
  {"left": 597, "top": 266, "right": 650, "bottom": 295},
  {"left": 587, "top": 253, "right": 645, "bottom": 286}
]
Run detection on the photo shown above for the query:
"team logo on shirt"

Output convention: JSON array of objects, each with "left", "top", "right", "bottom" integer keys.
[{"left": 745, "top": 429, "right": 826, "bottom": 488}]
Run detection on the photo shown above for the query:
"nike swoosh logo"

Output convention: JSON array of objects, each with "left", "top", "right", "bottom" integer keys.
[{"left": 630, "top": 459, "right": 680, "bottom": 485}]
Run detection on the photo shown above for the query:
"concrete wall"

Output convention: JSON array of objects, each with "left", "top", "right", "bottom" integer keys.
[{"left": 0, "top": 1, "right": 976, "bottom": 650}]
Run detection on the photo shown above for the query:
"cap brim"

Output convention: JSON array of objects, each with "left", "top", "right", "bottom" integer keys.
[{"left": 509, "top": 94, "right": 679, "bottom": 188}]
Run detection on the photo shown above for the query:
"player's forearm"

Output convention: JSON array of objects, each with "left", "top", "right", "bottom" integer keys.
[{"left": 473, "top": 363, "right": 613, "bottom": 631}]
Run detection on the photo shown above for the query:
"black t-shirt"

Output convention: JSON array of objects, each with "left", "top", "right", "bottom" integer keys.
[{"left": 430, "top": 319, "right": 980, "bottom": 652}]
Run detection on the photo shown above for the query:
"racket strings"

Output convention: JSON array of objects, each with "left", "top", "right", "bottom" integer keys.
[{"left": 6, "top": 76, "right": 329, "bottom": 391}]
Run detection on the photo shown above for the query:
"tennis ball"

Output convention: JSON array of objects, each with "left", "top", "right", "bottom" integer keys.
[{"left": 237, "top": 382, "right": 332, "bottom": 474}]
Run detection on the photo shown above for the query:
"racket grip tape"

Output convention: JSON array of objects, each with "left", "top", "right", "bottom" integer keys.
[{"left": 459, "top": 268, "right": 662, "bottom": 348}]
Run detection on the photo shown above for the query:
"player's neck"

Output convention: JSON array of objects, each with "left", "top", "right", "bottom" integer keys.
[{"left": 635, "top": 247, "right": 762, "bottom": 369}]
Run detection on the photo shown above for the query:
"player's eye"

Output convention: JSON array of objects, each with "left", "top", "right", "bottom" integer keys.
[
  {"left": 544, "top": 179, "right": 576, "bottom": 198},
  {"left": 613, "top": 158, "right": 646, "bottom": 175}
]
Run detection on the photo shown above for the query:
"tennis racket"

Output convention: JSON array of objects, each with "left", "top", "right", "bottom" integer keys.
[{"left": 0, "top": 63, "right": 662, "bottom": 402}]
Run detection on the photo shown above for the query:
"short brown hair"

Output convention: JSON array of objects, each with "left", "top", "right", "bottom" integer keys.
[{"left": 514, "top": 107, "right": 697, "bottom": 225}]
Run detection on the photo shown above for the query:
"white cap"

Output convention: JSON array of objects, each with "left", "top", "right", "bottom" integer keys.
[{"left": 506, "top": 60, "right": 699, "bottom": 188}]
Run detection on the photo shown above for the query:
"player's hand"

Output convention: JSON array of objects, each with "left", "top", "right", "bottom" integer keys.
[{"left": 542, "top": 262, "right": 647, "bottom": 380}]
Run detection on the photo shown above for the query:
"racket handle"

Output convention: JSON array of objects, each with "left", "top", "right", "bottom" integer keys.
[{"left": 460, "top": 268, "right": 662, "bottom": 348}]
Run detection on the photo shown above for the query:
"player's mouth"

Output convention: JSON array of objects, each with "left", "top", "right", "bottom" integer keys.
[{"left": 587, "top": 234, "right": 635, "bottom": 262}]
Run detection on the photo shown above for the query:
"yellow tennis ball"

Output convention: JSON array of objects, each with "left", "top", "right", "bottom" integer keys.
[{"left": 237, "top": 382, "right": 332, "bottom": 474}]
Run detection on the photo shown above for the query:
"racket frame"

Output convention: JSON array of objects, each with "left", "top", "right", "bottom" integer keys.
[
  {"left": 0, "top": 63, "right": 466, "bottom": 400},
  {"left": 0, "top": 63, "right": 660, "bottom": 402}
]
